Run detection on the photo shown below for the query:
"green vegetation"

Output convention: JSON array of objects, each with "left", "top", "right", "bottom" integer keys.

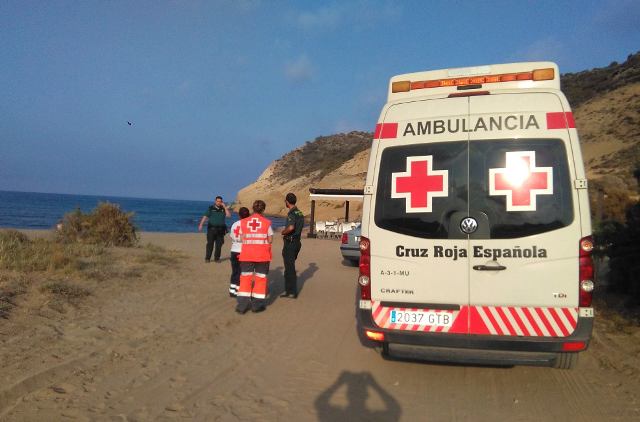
[
  {"left": 594, "top": 163, "right": 640, "bottom": 315},
  {"left": 589, "top": 175, "right": 638, "bottom": 223},
  {"left": 57, "top": 201, "right": 139, "bottom": 246},
  {"left": 270, "top": 131, "right": 372, "bottom": 183},
  {"left": 0, "top": 202, "right": 184, "bottom": 319},
  {"left": 0, "top": 229, "right": 103, "bottom": 272},
  {"left": 40, "top": 280, "right": 91, "bottom": 298},
  {"left": 562, "top": 51, "right": 640, "bottom": 108}
]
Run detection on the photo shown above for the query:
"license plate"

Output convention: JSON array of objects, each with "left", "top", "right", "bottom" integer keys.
[
  {"left": 390, "top": 310, "right": 453, "bottom": 326},
  {"left": 355, "top": 236, "right": 360, "bottom": 242}
]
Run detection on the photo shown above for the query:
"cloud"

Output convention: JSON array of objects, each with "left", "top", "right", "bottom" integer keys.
[
  {"left": 284, "top": 55, "right": 315, "bottom": 83},
  {"left": 296, "top": 6, "right": 341, "bottom": 30}
]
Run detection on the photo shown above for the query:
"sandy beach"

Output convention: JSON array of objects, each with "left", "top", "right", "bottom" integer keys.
[{"left": 1, "top": 231, "right": 640, "bottom": 421}]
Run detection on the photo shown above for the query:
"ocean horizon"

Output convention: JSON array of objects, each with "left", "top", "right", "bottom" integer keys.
[{"left": 0, "top": 190, "right": 287, "bottom": 233}]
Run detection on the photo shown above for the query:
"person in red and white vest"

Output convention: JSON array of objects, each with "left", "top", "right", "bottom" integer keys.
[
  {"left": 228, "top": 206, "right": 250, "bottom": 298},
  {"left": 236, "top": 200, "right": 273, "bottom": 314}
]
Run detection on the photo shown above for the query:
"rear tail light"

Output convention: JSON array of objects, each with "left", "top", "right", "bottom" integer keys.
[
  {"left": 341, "top": 233, "right": 348, "bottom": 244},
  {"left": 562, "top": 342, "right": 586, "bottom": 351},
  {"left": 579, "top": 236, "right": 594, "bottom": 307},
  {"left": 359, "top": 236, "right": 371, "bottom": 300},
  {"left": 365, "top": 330, "right": 385, "bottom": 342}
]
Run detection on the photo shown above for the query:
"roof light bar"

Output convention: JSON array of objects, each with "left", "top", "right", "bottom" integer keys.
[{"left": 392, "top": 67, "right": 555, "bottom": 93}]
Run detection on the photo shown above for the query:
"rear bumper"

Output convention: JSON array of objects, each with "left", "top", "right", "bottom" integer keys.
[
  {"left": 359, "top": 308, "right": 594, "bottom": 366},
  {"left": 340, "top": 246, "right": 360, "bottom": 260}
]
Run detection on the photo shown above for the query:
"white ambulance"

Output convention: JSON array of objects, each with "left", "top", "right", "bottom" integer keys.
[{"left": 358, "top": 62, "right": 595, "bottom": 369}]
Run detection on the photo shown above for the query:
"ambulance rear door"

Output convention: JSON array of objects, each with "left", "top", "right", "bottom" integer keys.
[
  {"left": 369, "top": 96, "right": 471, "bottom": 334},
  {"left": 466, "top": 93, "right": 581, "bottom": 338}
]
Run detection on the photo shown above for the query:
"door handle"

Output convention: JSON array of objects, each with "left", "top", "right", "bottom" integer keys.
[{"left": 473, "top": 265, "right": 506, "bottom": 271}]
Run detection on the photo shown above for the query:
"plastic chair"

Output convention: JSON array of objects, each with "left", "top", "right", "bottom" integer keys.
[
  {"left": 339, "top": 222, "right": 353, "bottom": 234},
  {"left": 315, "top": 221, "right": 326, "bottom": 238},
  {"left": 325, "top": 221, "right": 338, "bottom": 238}
]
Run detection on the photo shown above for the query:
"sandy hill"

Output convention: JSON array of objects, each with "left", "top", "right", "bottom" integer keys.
[
  {"left": 235, "top": 132, "right": 370, "bottom": 222},
  {"left": 236, "top": 52, "right": 640, "bottom": 221}
]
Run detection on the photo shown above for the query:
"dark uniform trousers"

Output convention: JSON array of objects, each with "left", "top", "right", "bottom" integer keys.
[
  {"left": 206, "top": 225, "right": 225, "bottom": 261},
  {"left": 282, "top": 237, "right": 302, "bottom": 295},
  {"left": 229, "top": 251, "right": 240, "bottom": 296}
]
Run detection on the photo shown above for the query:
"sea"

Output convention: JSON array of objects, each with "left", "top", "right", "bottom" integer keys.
[{"left": 0, "top": 191, "right": 287, "bottom": 233}]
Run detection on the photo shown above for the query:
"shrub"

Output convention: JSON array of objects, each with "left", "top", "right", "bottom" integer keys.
[
  {"left": 0, "top": 229, "right": 74, "bottom": 272},
  {"left": 588, "top": 177, "right": 637, "bottom": 223},
  {"left": 57, "top": 202, "right": 139, "bottom": 246},
  {"left": 40, "top": 280, "right": 91, "bottom": 298},
  {"left": 597, "top": 162, "right": 640, "bottom": 305}
]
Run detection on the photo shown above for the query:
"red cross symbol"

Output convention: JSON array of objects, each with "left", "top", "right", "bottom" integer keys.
[
  {"left": 247, "top": 217, "right": 262, "bottom": 232},
  {"left": 391, "top": 155, "right": 449, "bottom": 213},
  {"left": 233, "top": 224, "right": 241, "bottom": 239},
  {"left": 489, "top": 151, "right": 553, "bottom": 211}
]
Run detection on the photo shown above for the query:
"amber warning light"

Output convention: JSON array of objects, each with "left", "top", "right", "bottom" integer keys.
[{"left": 392, "top": 67, "right": 555, "bottom": 93}]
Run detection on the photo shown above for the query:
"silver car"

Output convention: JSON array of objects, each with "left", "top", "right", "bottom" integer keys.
[{"left": 340, "top": 228, "right": 361, "bottom": 266}]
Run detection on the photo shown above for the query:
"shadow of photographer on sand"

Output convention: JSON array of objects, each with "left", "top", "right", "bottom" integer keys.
[{"left": 314, "top": 371, "right": 401, "bottom": 422}]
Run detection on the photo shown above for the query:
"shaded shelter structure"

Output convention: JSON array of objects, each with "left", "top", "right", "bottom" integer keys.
[{"left": 308, "top": 188, "right": 364, "bottom": 238}]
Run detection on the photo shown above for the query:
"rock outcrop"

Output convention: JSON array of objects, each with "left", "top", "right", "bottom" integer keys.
[{"left": 235, "top": 132, "right": 371, "bottom": 221}]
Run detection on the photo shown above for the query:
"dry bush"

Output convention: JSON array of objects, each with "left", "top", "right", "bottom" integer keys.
[
  {"left": 0, "top": 228, "right": 178, "bottom": 319},
  {"left": 271, "top": 131, "right": 372, "bottom": 183},
  {"left": 0, "top": 229, "right": 76, "bottom": 272},
  {"left": 57, "top": 202, "right": 139, "bottom": 246},
  {"left": 589, "top": 177, "right": 637, "bottom": 223},
  {"left": 0, "top": 274, "right": 27, "bottom": 319},
  {"left": 39, "top": 280, "right": 91, "bottom": 298}
]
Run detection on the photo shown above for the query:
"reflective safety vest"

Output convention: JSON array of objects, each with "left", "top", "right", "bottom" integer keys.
[{"left": 239, "top": 214, "right": 272, "bottom": 262}]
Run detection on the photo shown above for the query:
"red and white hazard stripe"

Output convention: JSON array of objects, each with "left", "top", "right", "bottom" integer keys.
[
  {"left": 372, "top": 302, "right": 578, "bottom": 337},
  {"left": 470, "top": 306, "right": 577, "bottom": 337}
]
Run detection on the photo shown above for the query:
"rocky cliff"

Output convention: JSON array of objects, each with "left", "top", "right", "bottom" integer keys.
[{"left": 235, "top": 132, "right": 371, "bottom": 221}]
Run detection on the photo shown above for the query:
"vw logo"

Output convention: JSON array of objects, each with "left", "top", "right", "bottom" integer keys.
[{"left": 460, "top": 217, "right": 478, "bottom": 234}]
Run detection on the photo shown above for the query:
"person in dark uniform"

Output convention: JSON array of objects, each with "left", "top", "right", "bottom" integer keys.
[
  {"left": 280, "top": 192, "right": 305, "bottom": 299},
  {"left": 198, "top": 196, "right": 230, "bottom": 263}
]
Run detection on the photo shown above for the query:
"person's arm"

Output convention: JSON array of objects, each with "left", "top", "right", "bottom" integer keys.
[
  {"left": 282, "top": 213, "right": 294, "bottom": 237},
  {"left": 267, "top": 225, "right": 274, "bottom": 243},
  {"left": 282, "top": 224, "right": 295, "bottom": 236},
  {"left": 198, "top": 215, "right": 207, "bottom": 231},
  {"left": 222, "top": 203, "right": 231, "bottom": 218}
]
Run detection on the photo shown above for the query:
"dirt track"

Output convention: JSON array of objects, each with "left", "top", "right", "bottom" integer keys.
[{"left": 1, "top": 232, "right": 640, "bottom": 421}]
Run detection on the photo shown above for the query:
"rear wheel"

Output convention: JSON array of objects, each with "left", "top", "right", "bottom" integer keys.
[{"left": 553, "top": 352, "right": 579, "bottom": 369}]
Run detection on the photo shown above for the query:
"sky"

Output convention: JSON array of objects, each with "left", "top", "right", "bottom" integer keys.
[{"left": 1, "top": 0, "right": 640, "bottom": 202}]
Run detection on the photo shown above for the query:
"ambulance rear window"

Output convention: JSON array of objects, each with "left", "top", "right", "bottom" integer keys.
[{"left": 374, "top": 139, "right": 573, "bottom": 239}]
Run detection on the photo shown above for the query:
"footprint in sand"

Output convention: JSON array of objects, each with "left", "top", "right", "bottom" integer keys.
[
  {"left": 60, "top": 407, "right": 80, "bottom": 418},
  {"left": 88, "top": 402, "right": 106, "bottom": 414},
  {"left": 170, "top": 375, "right": 187, "bottom": 389}
]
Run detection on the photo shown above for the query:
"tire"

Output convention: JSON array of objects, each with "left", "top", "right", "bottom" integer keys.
[
  {"left": 553, "top": 352, "right": 579, "bottom": 369},
  {"left": 374, "top": 342, "right": 389, "bottom": 356},
  {"left": 349, "top": 259, "right": 360, "bottom": 267}
]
